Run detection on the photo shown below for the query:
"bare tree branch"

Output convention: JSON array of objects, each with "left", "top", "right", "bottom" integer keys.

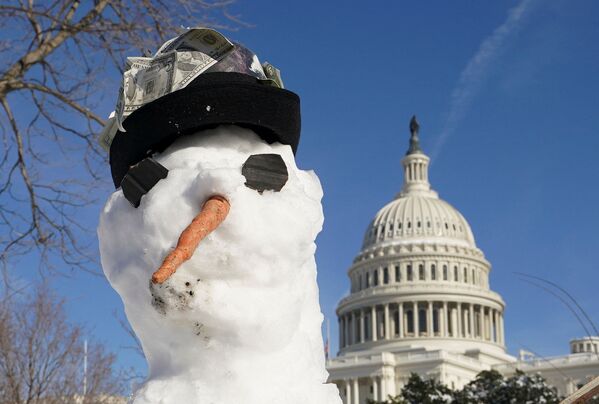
[
  {"left": 0, "top": 283, "right": 126, "bottom": 402},
  {"left": 0, "top": 0, "right": 244, "bottom": 275}
]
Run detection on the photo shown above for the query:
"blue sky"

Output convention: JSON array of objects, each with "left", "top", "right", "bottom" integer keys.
[{"left": 8, "top": 0, "right": 599, "bottom": 378}]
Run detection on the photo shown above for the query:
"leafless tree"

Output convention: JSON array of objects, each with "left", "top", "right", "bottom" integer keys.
[
  {"left": 0, "top": 284, "right": 125, "bottom": 403},
  {"left": 0, "top": 0, "right": 242, "bottom": 275}
]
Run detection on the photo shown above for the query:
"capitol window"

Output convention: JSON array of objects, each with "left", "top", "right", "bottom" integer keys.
[
  {"left": 373, "top": 270, "right": 379, "bottom": 286},
  {"left": 431, "top": 264, "right": 436, "bottom": 280},
  {"left": 407, "top": 265, "right": 413, "bottom": 281},
  {"left": 464, "top": 267, "right": 468, "bottom": 283},
  {"left": 395, "top": 265, "right": 401, "bottom": 282},
  {"left": 406, "top": 310, "right": 414, "bottom": 334},
  {"left": 454, "top": 266, "right": 458, "bottom": 281},
  {"left": 443, "top": 265, "right": 448, "bottom": 280},
  {"left": 383, "top": 267, "right": 389, "bottom": 284},
  {"left": 418, "top": 264, "right": 424, "bottom": 280},
  {"left": 419, "top": 309, "right": 427, "bottom": 333},
  {"left": 366, "top": 273, "right": 370, "bottom": 288}
]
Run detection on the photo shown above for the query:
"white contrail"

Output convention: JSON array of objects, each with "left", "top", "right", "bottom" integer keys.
[{"left": 432, "top": 0, "right": 536, "bottom": 160}]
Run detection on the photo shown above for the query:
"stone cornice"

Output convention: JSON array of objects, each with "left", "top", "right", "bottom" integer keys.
[{"left": 337, "top": 285, "right": 505, "bottom": 314}]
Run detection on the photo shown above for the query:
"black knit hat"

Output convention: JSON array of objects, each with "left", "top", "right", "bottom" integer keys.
[{"left": 108, "top": 36, "right": 301, "bottom": 188}]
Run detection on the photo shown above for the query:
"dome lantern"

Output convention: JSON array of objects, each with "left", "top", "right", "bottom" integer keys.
[{"left": 399, "top": 116, "right": 436, "bottom": 198}]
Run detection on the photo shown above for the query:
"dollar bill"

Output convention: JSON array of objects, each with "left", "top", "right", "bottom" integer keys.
[
  {"left": 98, "top": 116, "right": 118, "bottom": 151},
  {"left": 125, "top": 56, "right": 152, "bottom": 72},
  {"left": 172, "top": 50, "right": 221, "bottom": 91},
  {"left": 123, "top": 52, "right": 175, "bottom": 115},
  {"left": 115, "top": 52, "right": 175, "bottom": 131},
  {"left": 115, "top": 57, "right": 152, "bottom": 131},
  {"left": 262, "top": 62, "right": 284, "bottom": 89},
  {"left": 156, "top": 27, "right": 234, "bottom": 56},
  {"left": 112, "top": 28, "right": 234, "bottom": 135}
]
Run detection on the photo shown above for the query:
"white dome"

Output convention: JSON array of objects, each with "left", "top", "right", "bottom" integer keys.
[
  {"left": 332, "top": 119, "right": 509, "bottom": 385},
  {"left": 362, "top": 194, "right": 476, "bottom": 249}
]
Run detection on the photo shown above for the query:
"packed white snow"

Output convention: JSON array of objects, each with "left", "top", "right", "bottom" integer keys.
[{"left": 98, "top": 126, "right": 342, "bottom": 404}]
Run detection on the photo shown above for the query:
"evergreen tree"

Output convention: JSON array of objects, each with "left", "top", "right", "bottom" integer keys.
[
  {"left": 368, "top": 373, "right": 454, "bottom": 404},
  {"left": 455, "top": 369, "right": 559, "bottom": 404},
  {"left": 368, "top": 369, "right": 562, "bottom": 404}
]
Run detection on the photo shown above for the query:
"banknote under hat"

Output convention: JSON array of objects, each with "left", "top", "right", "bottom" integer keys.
[{"left": 108, "top": 35, "right": 300, "bottom": 188}]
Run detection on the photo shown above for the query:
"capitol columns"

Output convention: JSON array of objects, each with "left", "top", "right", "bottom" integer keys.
[
  {"left": 477, "top": 306, "right": 483, "bottom": 339},
  {"left": 493, "top": 309, "right": 499, "bottom": 343},
  {"left": 398, "top": 303, "right": 404, "bottom": 338},
  {"left": 469, "top": 304, "right": 474, "bottom": 338},
  {"left": 351, "top": 311, "right": 357, "bottom": 345},
  {"left": 344, "top": 380, "right": 351, "bottom": 404},
  {"left": 360, "top": 309, "right": 365, "bottom": 343},
  {"left": 352, "top": 378, "right": 359, "bottom": 404},
  {"left": 499, "top": 312, "right": 505, "bottom": 345},
  {"left": 455, "top": 302, "right": 463, "bottom": 338},
  {"left": 427, "top": 301, "right": 434, "bottom": 337},
  {"left": 443, "top": 301, "right": 449, "bottom": 337},
  {"left": 344, "top": 315, "right": 349, "bottom": 346},
  {"left": 413, "top": 301, "right": 420, "bottom": 336},
  {"left": 485, "top": 308, "right": 492, "bottom": 340},
  {"left": 371, "top": 306, "right": 377, "bottom": 341},
  {"left": 482, "top": 308, "right": 488, "bottom": 340}
]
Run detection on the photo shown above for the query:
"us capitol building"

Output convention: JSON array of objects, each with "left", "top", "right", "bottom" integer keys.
[{"left": 326, "top": 117, "right": 599, "bottom": 403}]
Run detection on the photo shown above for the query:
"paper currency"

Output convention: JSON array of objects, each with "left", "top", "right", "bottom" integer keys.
[
  {"left": 113, "top": 28, "right": 234, "bottom": 134},
  {"left": 122, "top": 52, "right": 175, "bottom": 116},
  {"left": 98, "top": 115, "right": 118, "bottom": 152},
  {"left": 156, "top": 27, "right": 233, "bottom": 56},
  {"left": 262, "top": 62, "right": 284, "bottom": 89}
]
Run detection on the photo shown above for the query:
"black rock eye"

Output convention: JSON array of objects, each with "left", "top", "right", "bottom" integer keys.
[
  {"left": 121, "top": 157, "right": 169, "bottom": 208},
  {"left": 242, "top": 154, "right": 288, "bottom": 194}
]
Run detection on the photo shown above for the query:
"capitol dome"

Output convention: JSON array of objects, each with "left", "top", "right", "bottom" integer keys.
[
  {"left": 330, "top": 117, "right": 511, "bottom": 398},
  {"left": 362, "top": 195, "right": 476, "bottom": 250},
  {"left": 362, "top": 125, "right": 475, "bottom": 251},
  {"left": 326, "top": 117, "right": 594, "bottom": 404}
]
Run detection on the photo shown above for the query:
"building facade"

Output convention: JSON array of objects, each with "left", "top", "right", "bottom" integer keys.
[
  {"left": 496, "top": 338, "right": 599, "bottom": 398},
  {"left": 326, "top": 119, "right": 599, "bottom": 403}
]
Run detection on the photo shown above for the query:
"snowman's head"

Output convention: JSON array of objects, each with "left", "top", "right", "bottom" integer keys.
[
  {"left": 99, "top": 29, "right": 314, "bottom": 371},
  {"left": 99, "top": 126, "right": 324, "bottom": 367}
]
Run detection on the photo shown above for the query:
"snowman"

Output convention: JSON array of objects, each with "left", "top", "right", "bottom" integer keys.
[{"left": 98, "top": 28, "right": 342, "bottom": 404}]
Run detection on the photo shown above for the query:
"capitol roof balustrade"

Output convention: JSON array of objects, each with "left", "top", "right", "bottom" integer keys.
[
  {"left": 493, "top": 352, "right": 599, "bottom": 372},
  {"left": 330, "top": 349, "right": 484, "bottom": 370}
]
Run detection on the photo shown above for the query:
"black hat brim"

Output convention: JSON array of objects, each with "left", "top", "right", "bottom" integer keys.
[{"left": 109, "top": 72, "right": 300, "bottom": 188}]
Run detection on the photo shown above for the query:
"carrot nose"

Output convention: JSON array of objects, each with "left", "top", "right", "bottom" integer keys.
[{"left": 151, "top": 195, "right": 230, "bottom": 284}]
